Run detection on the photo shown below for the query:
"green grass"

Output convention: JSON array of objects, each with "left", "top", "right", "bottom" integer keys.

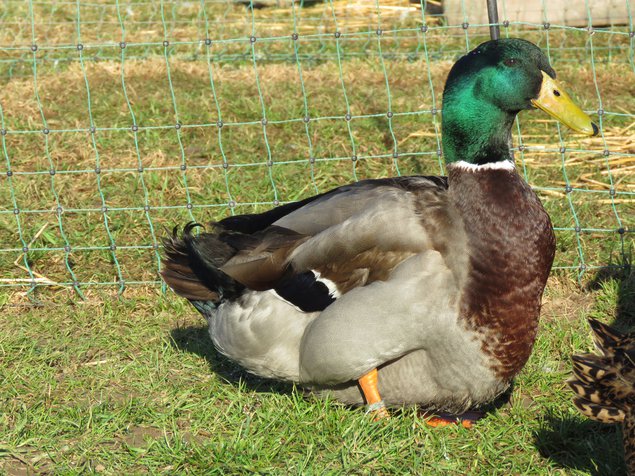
[{"left": 1, "top": 270, "right": 634, "bottom": 474}]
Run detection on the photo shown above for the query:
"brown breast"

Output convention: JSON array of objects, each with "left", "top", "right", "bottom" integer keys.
[{"left": 448, "top": 164, "right": 556, "bottom": 381}]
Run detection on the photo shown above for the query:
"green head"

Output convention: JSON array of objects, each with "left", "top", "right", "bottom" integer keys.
[{"left": 441, "top": 38, "right": 597, "bottom": 166}]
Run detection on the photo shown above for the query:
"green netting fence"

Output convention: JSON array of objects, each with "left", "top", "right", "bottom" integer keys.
[{"left": 0, "top": 0, "right": 633, "bottom": 300}]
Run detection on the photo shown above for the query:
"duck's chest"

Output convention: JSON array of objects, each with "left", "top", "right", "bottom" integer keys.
[{"left": 448, "top": 163, "right": 556, "bottom": 381}]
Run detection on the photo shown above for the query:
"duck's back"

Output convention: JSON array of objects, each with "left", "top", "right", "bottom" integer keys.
[{"left": 162, "top": 175, "right": 457, "bottom": 314}]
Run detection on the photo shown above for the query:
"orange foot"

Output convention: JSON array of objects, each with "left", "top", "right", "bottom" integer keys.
[
  {"left": 421, "top": 410, "right": 483, "bottom": 429},
  {"left": 425, "top": 416, "right": 474, "bottom": 429}
]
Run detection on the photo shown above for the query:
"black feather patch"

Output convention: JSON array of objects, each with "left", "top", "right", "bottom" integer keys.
[{"left": 273, "top": 271, "right": 336, "bottom": 312}]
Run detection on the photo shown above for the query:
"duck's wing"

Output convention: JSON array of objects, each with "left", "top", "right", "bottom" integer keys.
[
  {"left": 582, "top": 320, "right": 635, "bottom": 476},
  {"left": 568, "top": 353, "right": 626, "bottom": 423},
  {"left": 219, "top": 176, "right": 448, "bottom": 236},
  {"left": 589, "top": 318, "right": 635, "bottom": 357},
  {"left": 568, "top": 319, "right": 635, "bottom": 423},
  {"left": 162, "top": 175, "right": 458, "bottom": 313}
]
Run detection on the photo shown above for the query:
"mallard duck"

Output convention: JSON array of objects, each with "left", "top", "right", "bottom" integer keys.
[
  {"left": 162, "top": 38, "right": 597, "bottom": 421},
  {"left": 568, "top": 319, "right": 635, "bottom": 474}
]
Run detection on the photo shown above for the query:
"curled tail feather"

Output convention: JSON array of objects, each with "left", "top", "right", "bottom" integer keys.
[{"left": 161, "top": 222, "right": 244, "bottom": 303}]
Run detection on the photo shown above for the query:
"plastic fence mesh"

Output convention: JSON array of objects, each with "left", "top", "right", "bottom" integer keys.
[{"left": 0, "top": 0, "right": 633, "bottom": 299}]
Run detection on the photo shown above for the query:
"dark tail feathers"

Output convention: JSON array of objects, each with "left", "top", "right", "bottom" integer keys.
[{"left": 161, "top": 222, "right": 245, "bottom": 303}]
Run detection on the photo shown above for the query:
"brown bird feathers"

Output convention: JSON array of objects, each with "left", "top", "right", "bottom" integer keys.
[{"left": 569, "top": 319, "right": 635, "bottom": 474}]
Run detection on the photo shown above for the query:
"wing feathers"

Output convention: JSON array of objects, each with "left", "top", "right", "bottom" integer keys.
[
  {"left": 288, "top": 189, "right": 430, "bottom": 272},
  {"left": 220, "top": 227, "right": 310, "bottom": 290},
  {"left": 161, "top": 176, "right": 452, "bottom": 312},
  {"left": 569, "top": 319, "right": 635, "bottom": 425},
  {"left": 589, "top": 318, "right": 630, "bottom": 355},
  {"left": 571, "top": 397, "right": 625, "bottom": 423}
]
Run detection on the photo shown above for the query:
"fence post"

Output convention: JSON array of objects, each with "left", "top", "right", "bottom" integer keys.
[{"left": 486, "top": 0, "right": 500, "bottom": 40}]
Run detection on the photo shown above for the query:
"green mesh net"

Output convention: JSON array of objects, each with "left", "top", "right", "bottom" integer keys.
[{"left": 0, "top": 0, "right": 632, "bottom": 299}]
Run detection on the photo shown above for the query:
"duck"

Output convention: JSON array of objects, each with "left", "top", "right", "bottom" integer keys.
[
  {"left": 161, "top": 38, "right": 598, "bottom": 421},
  {"left": 568, "top": 319, "right": 635, "bottom": 474}
]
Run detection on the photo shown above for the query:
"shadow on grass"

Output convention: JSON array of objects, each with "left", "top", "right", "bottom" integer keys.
[
  {"left": 586, "top": 254, "right": 634, "bottom": 329},
  {"left": 534, "top": 413, "right": 625, "bottom": 475},
  {"left": 169, "top": 324, "right": 295, "bottom": 395},
  {"left": 536, "top": 256, "right": 633, "bottom": 475}
]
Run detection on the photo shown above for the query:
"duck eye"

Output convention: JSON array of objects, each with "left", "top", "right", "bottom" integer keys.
[{"left": 503, "top": 58, "right": 519, "bottom": 67}]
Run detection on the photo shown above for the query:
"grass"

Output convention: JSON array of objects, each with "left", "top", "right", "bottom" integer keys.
[
  {"left": 1, "top": 270, "right": 634, "bottom": 474},
  {"left": 0, "top": 0, "right": 634, "bottom": 474}
]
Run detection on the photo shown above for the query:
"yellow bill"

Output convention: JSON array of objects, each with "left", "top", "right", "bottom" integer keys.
[{"left": 531, "top": 71, "right": 598, "bottom": 136}]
